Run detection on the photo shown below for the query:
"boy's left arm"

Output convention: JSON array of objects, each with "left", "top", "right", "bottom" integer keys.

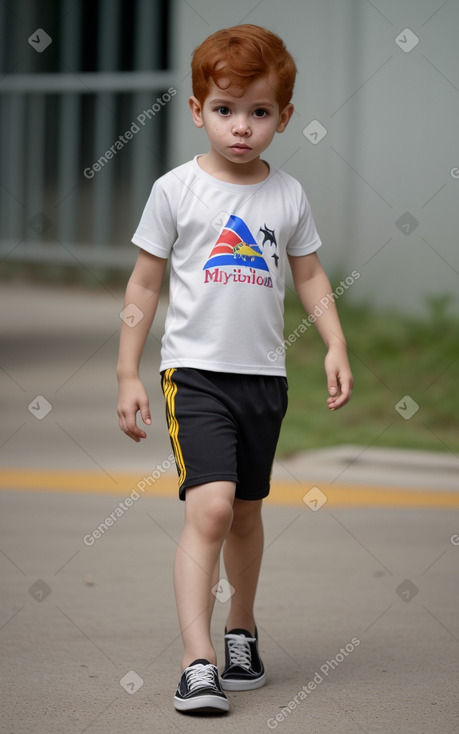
[{"left": 288, "top": 252, "right": 353, "bottom": 410}]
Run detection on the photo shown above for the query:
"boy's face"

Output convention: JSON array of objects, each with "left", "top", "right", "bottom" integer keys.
[{"left": 189, "top": 75, "right": 293, "bottom": 170}]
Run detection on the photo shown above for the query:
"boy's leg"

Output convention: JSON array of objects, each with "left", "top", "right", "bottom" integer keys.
[
  {"left": 223, "top": 497, "right": 264, "bottom": 634},
  {"left": 174, "top": 480, "right": 236, "bottom": 671}
]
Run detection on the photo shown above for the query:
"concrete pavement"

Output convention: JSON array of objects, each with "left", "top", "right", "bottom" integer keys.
[
  {"left": 1, "top": 491, "right": 458, "bottom": 733},
  {"left": 1, "top": 281, "right": 459, "bottom": 733}
]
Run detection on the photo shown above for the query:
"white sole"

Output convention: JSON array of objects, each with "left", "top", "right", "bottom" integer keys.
[
  {"left": 174, "top": 694, "right": 229, "bottom": 712},
  {"left": 220, "top": 672, "right": 266, "bottom": 691}
]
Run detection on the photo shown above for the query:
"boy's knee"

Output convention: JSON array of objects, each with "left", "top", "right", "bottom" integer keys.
[
  {"left": 190, "top": 494, "right": 234, "bottom": 541},
  {"left": 230, "top": 499, "right": 262, "bottom": 536},
  {"left": 211, "top": 494, "right": 234, "bottom": 520}
]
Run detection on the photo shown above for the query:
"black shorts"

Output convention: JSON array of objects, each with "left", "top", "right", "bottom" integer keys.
[{"left": 160, "top": 368, "right": 288, "bottom": 501}]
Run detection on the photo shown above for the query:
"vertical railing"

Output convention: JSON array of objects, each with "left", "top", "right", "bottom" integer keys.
[
  {"left": 132, "top": 0, "right": 163, "bottom": 218},
  {"left": 93, "top": 0, "right": 121, "bottom": 253},
  {"left": 57, "top": 0, "right": 82, "bottom": 248},
  {"left": 0, "top": 0, "right": 173, "bottom": 271}
]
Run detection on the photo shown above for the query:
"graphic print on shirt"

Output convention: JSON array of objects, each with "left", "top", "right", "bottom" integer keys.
[
  {"left": 203, "top": 215, "right": 269, "bottom": 271},
  {"left": 203, "top": 215, "right": 275, "bottom": 288},
  {"left": 259, "top": 224, "right": 279, "bottom": 268}
]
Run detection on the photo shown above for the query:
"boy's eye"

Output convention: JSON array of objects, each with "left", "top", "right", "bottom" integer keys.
[
  {"left": 253, "top": 109, "right": 268, "bottom": 118},
  {"left": 216, "top": 106, "right": 231, "bottom": 116}
]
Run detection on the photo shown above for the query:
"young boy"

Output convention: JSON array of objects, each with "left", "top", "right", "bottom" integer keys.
[{"left": 117, "top": 24, "right": 353, "bottom": 714}]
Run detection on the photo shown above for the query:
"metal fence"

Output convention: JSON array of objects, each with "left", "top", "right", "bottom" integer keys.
[{"left": 0, "top": 0, "right": 176, "bottom": 272}]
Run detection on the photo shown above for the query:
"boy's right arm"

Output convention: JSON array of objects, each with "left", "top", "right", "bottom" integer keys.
[{"left": 117, "top": 249, "right": 168, "bottom": 442}]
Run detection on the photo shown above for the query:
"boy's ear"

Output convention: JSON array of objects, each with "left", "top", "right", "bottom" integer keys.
[
  {"left": 188, "top": 96, "right": 204, "bottom": 128},
  {"left": 277, "top": 103, "right": 294, "bottom": 133}
]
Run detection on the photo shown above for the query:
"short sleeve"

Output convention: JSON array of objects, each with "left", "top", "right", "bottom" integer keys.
[
  {"left": 286, "top": 187, "right": 322, "bottom": 257},
  {"left": 131, "top": 177, "right": 177, "bottom": 258}
]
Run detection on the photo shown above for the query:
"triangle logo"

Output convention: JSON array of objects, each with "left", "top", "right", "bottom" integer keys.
[{"left": 203, "top": 215, "right": 269, "bottom": 272}]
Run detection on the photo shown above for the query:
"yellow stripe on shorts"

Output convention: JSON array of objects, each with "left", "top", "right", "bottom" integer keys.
[{"left": 163, "top": 368, "right": 186, "bottom": 487}]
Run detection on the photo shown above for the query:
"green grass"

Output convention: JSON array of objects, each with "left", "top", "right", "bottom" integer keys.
[{"left": 278, "top": 293, "right": 459, "bottom": 457}]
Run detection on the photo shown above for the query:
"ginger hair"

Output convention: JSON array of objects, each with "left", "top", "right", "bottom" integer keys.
[{"left": 191, "top": 24, "right": 297, "bottom": 110}]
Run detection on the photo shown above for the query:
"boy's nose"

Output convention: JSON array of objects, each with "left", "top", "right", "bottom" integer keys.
[{"left": 232, "top": 117, "right": 251, "bottom": 136}]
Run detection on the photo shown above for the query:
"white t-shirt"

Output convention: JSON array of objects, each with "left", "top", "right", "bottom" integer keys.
[{"left": 132, "top": 155, "right": 321, "bottom": 376}]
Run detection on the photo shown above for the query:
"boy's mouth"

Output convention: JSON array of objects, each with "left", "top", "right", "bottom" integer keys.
[{"left": 229, "top": 143, "right": 252, "bottom": 152}]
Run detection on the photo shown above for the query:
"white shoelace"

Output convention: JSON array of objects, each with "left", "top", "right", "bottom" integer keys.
[
  {"left": 185, "top": 663, "right": 217, "bottom": 692},
  {"left": 225, "top": 633, "right": 256, "bottom": 669}
]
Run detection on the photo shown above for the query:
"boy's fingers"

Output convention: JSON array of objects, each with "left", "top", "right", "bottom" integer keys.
[
  {"left": 140, "top": 404, "right": 152, "bottom": 425},
  {"left": 119, "top": 406, "right": 148, "bottom": 441},
  {"left": 127, "top": 413, "right": 147, "bottom": 436},
  {"left": 340, "top": 373, "right": 353, "bottom": 398},
  {"left": 328, "top": 375, "right": 353, "bottom": 409},
  {"left": 126, "top": 423, "right": 146, "bottom": 441},
  {"left": 326, "top": 368, "right": 340, "bottom": 396}
]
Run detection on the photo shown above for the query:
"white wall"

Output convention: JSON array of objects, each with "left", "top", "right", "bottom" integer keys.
[{"left": 167, "top": 0, "right": 459, "bottom": 316}]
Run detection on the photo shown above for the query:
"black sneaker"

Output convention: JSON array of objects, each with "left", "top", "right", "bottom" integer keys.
[
  {"left": 220, "top": 627, "right": 266, "bottom": 691},
  {"left": 174, "top": 658, "right": 229, "bottom": 713}
]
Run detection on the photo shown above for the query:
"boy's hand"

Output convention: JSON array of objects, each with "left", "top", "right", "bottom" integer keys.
[
  {"left": 117, "top": 376, "right": 152, "bottom": 442},
  {"left": 324, "top": 346, "right": 353, "bottom": 410}
]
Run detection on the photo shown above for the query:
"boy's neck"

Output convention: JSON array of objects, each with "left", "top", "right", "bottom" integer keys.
[{"left": 196, "top": 151, "right": 270, "bottom": 185}]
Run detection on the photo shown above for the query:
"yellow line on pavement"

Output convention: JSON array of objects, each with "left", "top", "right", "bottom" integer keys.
[{"left": 1, "top": 469, "right": 458, "bottom": 507}]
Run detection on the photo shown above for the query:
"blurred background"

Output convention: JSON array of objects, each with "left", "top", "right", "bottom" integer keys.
[
  {"left": 1, "top": 0, "right": 458, "bottom": 474},
  {"left": 2, "top": 7, "right": 458, "bottom": 732}
]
